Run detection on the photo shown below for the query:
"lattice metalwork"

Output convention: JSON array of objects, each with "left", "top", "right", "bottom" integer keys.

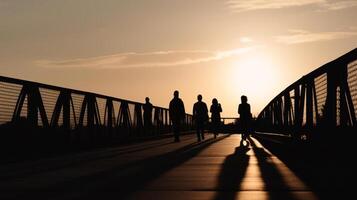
[
  {"left": 0, "top": 76, "right": 194, "bottom": 146},
  {"left": 256, "top": 48, "right": 357, "bottom": 137}
]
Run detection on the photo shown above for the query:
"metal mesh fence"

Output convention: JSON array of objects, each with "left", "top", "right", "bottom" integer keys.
[{"left": 348, "top": 60, "right": 357, "bottom": 119}]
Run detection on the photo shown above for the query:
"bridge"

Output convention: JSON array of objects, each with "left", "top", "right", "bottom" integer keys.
[{"left": 1, "top": 48, "right": 356, "bottom": 200}]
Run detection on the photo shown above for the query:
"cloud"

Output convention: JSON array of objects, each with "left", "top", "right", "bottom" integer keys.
[
  {"left": 320, "top": 0, "right": 357, "bottom": 10},
  {"left": 240, "top": 37, "right": 254, "bottom": 43},
  {"left": 36, "top": 47, "right": 256, "bottom": 69},
  {"left": 226, "top": 0, "right": 357, "bottom": 12},
  {"left": 274, "top": 29, "right": 357, "bottom": 44}
]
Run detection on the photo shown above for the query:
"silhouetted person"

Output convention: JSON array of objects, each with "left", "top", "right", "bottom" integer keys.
[
  {"left": 238, "top": 95, "right": 252, "bottom": 145},
  {"left": 210, "top": 98, "right": 222, "bottom": 139},
  {"left": 143, "top": 97, "right": 153, "bottom": 132},
  {"left": 193, "top": 94, "right": 208, "bottom": 142},
  {"left": 169, "top": 90, "right": 185, "bottom": 142}
]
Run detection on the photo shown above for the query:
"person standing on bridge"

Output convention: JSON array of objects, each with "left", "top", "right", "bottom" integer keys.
[
  {"left": 210, "top": 98, "right": 222, "bottom": 139},
  {"left": 169, "top": 90, "right": 186, "bottom": 142},
  {"left": 238, "top": 95, "right": 252, "bottom": 145},
  {"left": 143, "top": 97, "right": 153, "bottom": 133},
  {"left": 193, "top": 94, "right": 209, "bottom": 142}
]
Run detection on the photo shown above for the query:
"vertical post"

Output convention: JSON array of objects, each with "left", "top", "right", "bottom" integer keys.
[
  {"left": 165, "top": 110, "right": 168, "bottom": 126},
  {"left": 306, "top": 80, "right": 313, "bottom": 129},
  {"left": 134, "top": 103, "right": 143, "bottom": 134},
  {"left": 105, "top": 99, "right": 114, "bottom": 128},
  {"left": 299, "top": 83, "right": 306, "bottom": 128},
  {"left": 153, "top": 108, "right": 160, "bottom": 134},
  {"left": 326, "top": 70, "right": 337, "bottom": 127},
  {"left": 283, "top": 93, "right": 289, "bottom": 127},
  {"left": 277, "top": 98, "right": 283, "bottom": 127},
  {"left": 27, "top": 86, "right": 38, "bottom": 127},
  {"left": 268, "top": 104, "right": 272, "bottom": 126},
  {"left": 62, "top": 91, "right": 71, "bottom": 130},
  {"left": 87, "top": 95, "right": 94, "bottom": 128},
  {"left": 294, "top": 85, "right": 300, "bottom": 127}
]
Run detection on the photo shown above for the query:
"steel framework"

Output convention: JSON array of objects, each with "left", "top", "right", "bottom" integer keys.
[
  {"left": 0, "top": 76, "right": 193, "bottom": 147},
  {"left": 255, "top": 48, "right": 357, "bottom": 139}
]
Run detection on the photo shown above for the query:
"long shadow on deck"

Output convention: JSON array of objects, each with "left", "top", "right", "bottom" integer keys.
[
  {"left": 212, "top": 144, "right": 250, "bottom": 200},
  {"left": 10, "top": 135, "right": 230, "bottom": 200},
  {"left": 249, "top": 137, "right": 298, "bottom": 200},
  {"left": 1, "top": 136, "right": 192, "bottom": 181},
  {"left": 212, "top": 137, "right": 298, "bottom": 200}
]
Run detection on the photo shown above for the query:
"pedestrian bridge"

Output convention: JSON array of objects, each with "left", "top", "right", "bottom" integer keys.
[{"left": 0, "top": 48, "right": 356, "bottom": 200}]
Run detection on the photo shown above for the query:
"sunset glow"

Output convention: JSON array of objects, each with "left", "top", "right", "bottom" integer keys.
[
  {"left": 231, "top": 54, "right": 280, "bottom": 95},
  {"left": 0, "top": 0, "right": 356, "bottom": 117}
]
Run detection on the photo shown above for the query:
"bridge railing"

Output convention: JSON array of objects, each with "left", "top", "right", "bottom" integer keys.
[
  {"left": 219, "top": 117, "right": 239, "bottom": 133},
  {"left": 207, "top": 117, "right": 255, "bottom": 133},
  {"left": 255, "top": 48, "right": 357, "bottom": 140},
  {"left": 0, "top": 76, "right": 194, "bottom": 148}
]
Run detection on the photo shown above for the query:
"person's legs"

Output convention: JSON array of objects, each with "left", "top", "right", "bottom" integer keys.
[
  {"left": 197, "top": 120, "right": 206, "bottom": 141},
  {"left": 144, "top": 118, "right": 152, "bottom": 135},
  {"left": 144, "top": 118, "right": 148, "bottom": 134},
  {"left": 201, "top": 125, "right": 205, "bottom": 140},
  {"left": 240, "top": 121, "right": 251, "bottom": 146},
  {"left": 213, "top": 121, "right": 218, "bottom": 138},
  {"left": 241, "top": 120, "right": 247, "bottom": 142},
  {"left": 173, "top": 121, "right": 180, "bottom": 142},
  {"left": 196, "top": 130, "right": 201, "bottom": 141}
]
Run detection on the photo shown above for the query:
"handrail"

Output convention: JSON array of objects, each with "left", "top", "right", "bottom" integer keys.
[
  {"left": 0, "top": 75, "right": 194, "bottom": 147},
  {"left": 0, "top": 75, "right": 170, "bottom": 110},
  {"left": 255, "top": 48, "right": 357, "bottom": 139}
]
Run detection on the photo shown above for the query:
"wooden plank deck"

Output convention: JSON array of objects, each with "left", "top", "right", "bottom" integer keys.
[{"left": 0, "top": 134, "right": 319, "bottom": 200}]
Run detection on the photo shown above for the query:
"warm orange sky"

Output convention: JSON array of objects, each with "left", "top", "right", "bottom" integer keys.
[{"left": 1, "top": 0, "right": 357, "bottom": 117}]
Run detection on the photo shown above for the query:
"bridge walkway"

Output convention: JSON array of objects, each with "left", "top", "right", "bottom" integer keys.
[{"left": 0, "top": 133, "right": 324, "bottom": 200}]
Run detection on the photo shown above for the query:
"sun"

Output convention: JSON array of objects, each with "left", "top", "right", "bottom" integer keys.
[{"left": 229, "top": 53, "right": 281, "bottom": 101}]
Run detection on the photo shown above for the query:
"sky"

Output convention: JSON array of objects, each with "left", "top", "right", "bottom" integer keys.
[{"left": 1, "top": 0, "right": 357, "bottom": 117}]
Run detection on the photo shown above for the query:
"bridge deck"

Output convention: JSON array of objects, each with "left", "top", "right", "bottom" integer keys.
[{"left": 0, "top": 133, "right": 331, "bottom": 200}]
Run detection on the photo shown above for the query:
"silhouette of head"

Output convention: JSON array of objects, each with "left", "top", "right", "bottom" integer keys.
[
  {"left": 241, "top": 95, "right": 248, "bottom": 103},
  {"left": 174, "top": 90, "right": 179, "bottom": 98},
  {"left": 197, "top": 94, "right": 202, "bottom": 102},
  {"left": 212, "top": 98, "right": 218, "bottom": 105},
  {"left": 145, "top": 97, "right": 150, "bottom": 103}
]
